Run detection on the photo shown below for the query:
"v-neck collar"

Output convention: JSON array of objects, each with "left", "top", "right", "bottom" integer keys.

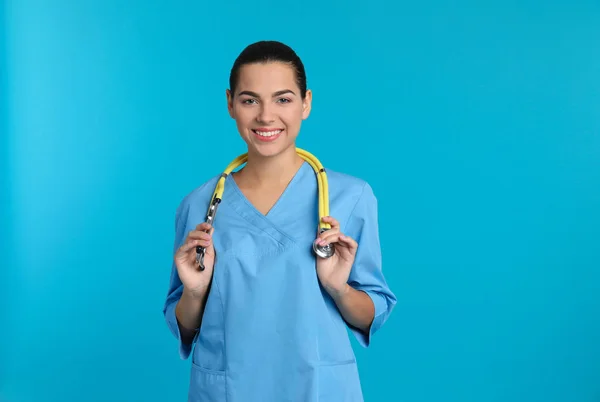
[
  {"left": 227, "top": 161, "right": 309, "bottom": 218},
  {"left": 222, "top": 161, "right": 310, "bottom": 246}
]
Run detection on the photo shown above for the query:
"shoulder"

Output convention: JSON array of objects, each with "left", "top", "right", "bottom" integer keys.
[
  {"left": 173, "top": 174, "right": 222, "bottom": 224},
  {"left": 325, "top": 168, "right": 378, "bottom": 225},
  {"left": 325, "top": 169, "right": 380, "bottom": 237},
  {"left": 326, "top": 168, "right": 377, "bottom": 205}
]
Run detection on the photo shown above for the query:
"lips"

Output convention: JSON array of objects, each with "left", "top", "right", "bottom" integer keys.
[{"left": 252, "top": 128, "right": 283, "bottom": 142}]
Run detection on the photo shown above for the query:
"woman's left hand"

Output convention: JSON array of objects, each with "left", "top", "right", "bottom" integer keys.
[{"left": 315, "top": 216, "right": 358, "bottom": 299}]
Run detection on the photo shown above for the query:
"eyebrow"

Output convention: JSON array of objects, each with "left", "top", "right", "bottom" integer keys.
[{"left": 237, "top": 89, "right": 296, "bottom": 98}]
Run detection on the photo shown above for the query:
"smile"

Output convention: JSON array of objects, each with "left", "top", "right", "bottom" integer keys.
[{"left": 252, "top": 129, "right": 283, "bottom": 137}]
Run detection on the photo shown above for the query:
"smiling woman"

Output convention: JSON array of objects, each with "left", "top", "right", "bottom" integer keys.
[
  {"left": 162, "top": 41, "right": 396, "bottom": 402},
  {"left": 227, "top": 53, "right": 311, "bottom": 156}
]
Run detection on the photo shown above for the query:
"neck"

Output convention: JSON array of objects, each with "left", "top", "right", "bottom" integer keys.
[{"left": 237, "top": 146, "right": 304, "bottom": 187}]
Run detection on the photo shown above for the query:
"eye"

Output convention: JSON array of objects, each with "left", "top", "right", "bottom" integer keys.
[
  {"left": 277, "top": 98, "right": 291, "bottom": 104},
  {"left": 242, "top": 98, "right": 257, "bottom": 105}
]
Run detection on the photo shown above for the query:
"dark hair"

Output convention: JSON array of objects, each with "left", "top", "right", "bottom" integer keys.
[{"left": 229, "top": 41, "right": 307, "bottom": 99}]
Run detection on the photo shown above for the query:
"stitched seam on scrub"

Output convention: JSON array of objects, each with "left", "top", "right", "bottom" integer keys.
[
  {"left": 228, "top": 178, "right": 298, "bottom": 247},
  {"left": 318, "top": 358, "right": 356, "bottom": 367},
  {"left": 191, "top": 362, "right": 226, "bottom": 375},
  {"left": 343, "top": 181, "right": 367, "bottom": 234},
  {"left": 211, "top": 269, "right": 228, "bottom": 401}
]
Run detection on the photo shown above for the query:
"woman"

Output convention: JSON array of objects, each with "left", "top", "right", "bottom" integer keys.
[{"left": 163, "top": 40, "right": 396, "bottom": 401}]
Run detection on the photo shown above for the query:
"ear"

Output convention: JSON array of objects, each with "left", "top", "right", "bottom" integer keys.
[
  {"left": 302, "top": 89, "right": 312, "bottom": 120},
  {"left": 226, "top": 89, "right": 234, "bottom": 118}
]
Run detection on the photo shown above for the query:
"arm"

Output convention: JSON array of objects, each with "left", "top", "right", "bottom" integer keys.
[
  {"left": 162, "top": 198, "right": 210, "bottom": 359},
  {"left": 337, "top": 183, "right": 397, "bottom": 347},
  {"left": 175, "top": 284, "right": 210, "bottom": 345},
  {"left": 327, "top": 284, "right": 375, "bottom": 333}
]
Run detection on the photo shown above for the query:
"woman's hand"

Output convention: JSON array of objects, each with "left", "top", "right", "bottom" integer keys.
[
  {"left": 315, "top": 216, "right": 358, "bottom": 299},
  {"left": 174, "top": 222, "right": 215, "bottom": 299}
]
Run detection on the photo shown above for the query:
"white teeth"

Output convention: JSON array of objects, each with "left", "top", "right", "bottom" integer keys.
[{"left": 253, "top": 129, "right": 282, "bottom": 137}]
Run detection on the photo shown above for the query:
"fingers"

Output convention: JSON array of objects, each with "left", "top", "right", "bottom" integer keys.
[
  {"left": 316, "top": 217, "right": 357, "bottom": 250},
  {"left": 317, "top": 228, "right": 339, "bottom": 245},
  {"left": 195, "top": 222, "right": 212, "bottom": 232},
  {"left": 316, "top": 230, "right": 356, "bottom": 250},
  {"left": 189, "top": 232, "right": 212, "bottom": 248},
  {"left": 317, "top": 216, "right": 340, "bottom": 244},
  {"left": 177, "top": 238, "right": 204, "bottom": 254},
  {"left": 337, "top": 234, "right": 357, "bottom": 250},
  {"left": 319, "top": 234, "right": 357, "bottom": 254},
  {"left": 321, "top": 216, "right": 340, "bottom": 228},
  {"left": 177, "top": 224, "right": 214, "bottom": 254},
  {"left": 187, "top": 223, "right": 214, "bottom": 242},
  {"left": 188, "top": 230, "right": 212, "bottom": 241}
]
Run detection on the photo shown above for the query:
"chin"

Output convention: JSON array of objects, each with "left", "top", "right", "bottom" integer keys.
[
  {"left": 245, "top": 134, "right": 295, "bottom": 157},
  {"left": 252, "top": 143, "right": 286, "bottom": 157}
]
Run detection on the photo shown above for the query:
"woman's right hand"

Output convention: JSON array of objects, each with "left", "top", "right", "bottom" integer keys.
[{"left": 174, "top": 222, "right": 215, "bottom": 298}]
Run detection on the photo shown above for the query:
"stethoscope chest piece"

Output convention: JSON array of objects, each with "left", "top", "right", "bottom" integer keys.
[{"left": 313, "top": 229, "right": 335, "bottom": 259}]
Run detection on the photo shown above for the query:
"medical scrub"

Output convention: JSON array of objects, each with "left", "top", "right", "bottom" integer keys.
[{"left": 163, "top": 161, "right": 396, "bottom": 402}]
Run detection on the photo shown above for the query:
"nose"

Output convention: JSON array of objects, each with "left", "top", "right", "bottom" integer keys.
[{"left": 256, "top": 102, "right": 275, "bottom": 123}]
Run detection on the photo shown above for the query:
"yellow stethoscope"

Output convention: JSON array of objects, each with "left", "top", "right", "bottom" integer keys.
[{"left": 196, "top": 147, "right": 335, "bottom": 270}]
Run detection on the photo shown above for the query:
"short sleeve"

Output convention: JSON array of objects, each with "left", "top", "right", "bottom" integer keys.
[
  {"left": 162, "top": 199, "right": 198, "bottom": 360},
  {"left": 344, "top": 182, "right": 397, "bottom": 347}
]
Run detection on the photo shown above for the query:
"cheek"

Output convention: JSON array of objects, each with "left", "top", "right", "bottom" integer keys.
[
  {"left": 282, "top": 106, "right": 305, "bottom": 127},
  {"left": 233, "top": 108, "right": 254, "bottom": 127}
]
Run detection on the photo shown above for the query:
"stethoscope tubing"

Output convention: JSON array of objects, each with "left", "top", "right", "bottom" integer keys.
[{"left": 195, "top": 148, "right": 334, "bottom": 270}]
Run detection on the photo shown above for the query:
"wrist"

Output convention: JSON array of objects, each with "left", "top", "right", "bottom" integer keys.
[
  {"left": 183, "top": 283, "right": 210, "bottom": 301},
  {"left": 323, "top": 282, "right": 350, "bottom": 302}
]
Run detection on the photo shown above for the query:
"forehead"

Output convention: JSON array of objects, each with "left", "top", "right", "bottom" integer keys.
[{"left": 236, "top": 62, "right": 298, "bottom": 94}]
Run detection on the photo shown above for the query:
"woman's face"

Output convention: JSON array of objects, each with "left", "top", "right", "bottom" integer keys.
[{"left": 227, "top": 62, "right": 312, "bottom": 158}]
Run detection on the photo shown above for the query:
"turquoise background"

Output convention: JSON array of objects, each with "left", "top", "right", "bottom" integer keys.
[{"left": 2, "top": 0, "right": 600, "bottom": 401}]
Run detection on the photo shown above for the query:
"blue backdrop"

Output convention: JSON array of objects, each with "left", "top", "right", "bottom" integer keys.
[{"left": 2, "top": 1, "right": 599, "bottom": 401}]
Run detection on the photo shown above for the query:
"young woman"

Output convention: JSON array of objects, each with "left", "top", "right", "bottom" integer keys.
[{"left": 163, "top": 40, "right": 396, "bottom": 401}]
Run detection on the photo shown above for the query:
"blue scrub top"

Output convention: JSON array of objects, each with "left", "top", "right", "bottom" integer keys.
[{"left": 163, "top": 161, "right": 396, "bottom": 402}]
